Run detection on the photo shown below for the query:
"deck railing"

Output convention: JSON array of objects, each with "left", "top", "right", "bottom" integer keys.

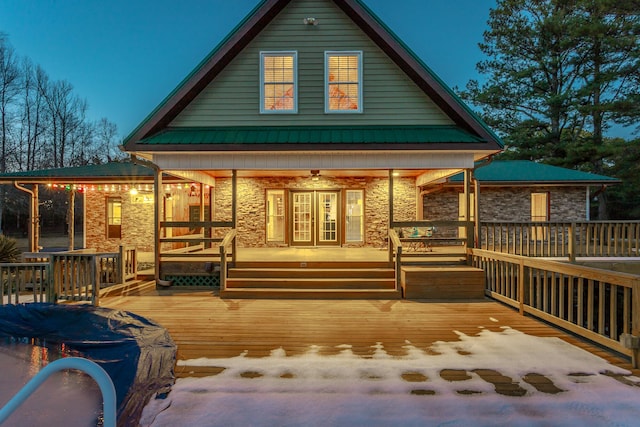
[
  {"left": 5, "top": 246, "right": 138, "bottom": 306},
  {"left": 469, "top": 247, "right": 640, "bottom": 367},
  {"left": 0, "top": 262, "right": 50, "bottom": 305},
  {"left": 121, "top": 245, "right": 137, "bottom": 281},
  {"left": 480, "top": 221, "right": 640, "bottom": 259},
  {"left": 219, "top": 229, "right": 237, "bottom": 292}
]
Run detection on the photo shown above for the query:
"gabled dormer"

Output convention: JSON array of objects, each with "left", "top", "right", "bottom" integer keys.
[{"left": 123, "top": 0, "right": 502, "bottom": 156}]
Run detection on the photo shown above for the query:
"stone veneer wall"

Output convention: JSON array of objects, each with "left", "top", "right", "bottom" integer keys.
[
  {"left": 423, "top": 186, "right": 588, "bottom": 223},
  {"left": 85, "top": 189, "right": 155, "bottom": 252},
  {"left": 213, "top": 176, "right": 416, "bottom": 248}
]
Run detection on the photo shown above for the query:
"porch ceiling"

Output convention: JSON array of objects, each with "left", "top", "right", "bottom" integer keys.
[
  {"left": 149, "top": 151, "right": 478, "bottom": 172},
  {"left": 192, "top": 169, "right": 429, "bottom": 178}
]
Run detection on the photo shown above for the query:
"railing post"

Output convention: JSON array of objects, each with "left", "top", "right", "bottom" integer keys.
[
  {"left": 92, "top": 256, "right": 100, "bottom": 306},
  {"left": 568, "top": 223, "right": 576, "bottom": 262},
  {"left": 47, "top": 257, "right": 56, "bottom": 304},
  {"left": 118, "top": 245, "right": 126, "bottom": 284},
  {"left": 396, "top": 246, "right": 402, "bottom": 293},
  {"left": 633, "top": 283, "right": 640, "bottom": 368},
  {"left": 220, "top": 247, "right": 227, "bottom": 291},
  {"left": 518, "top": 259, "right": 527, "bottom": 315}
]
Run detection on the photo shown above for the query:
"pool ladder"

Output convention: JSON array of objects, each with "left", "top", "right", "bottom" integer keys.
[{"left": 0, "top": 357, "right": 116, "bottom": 427}]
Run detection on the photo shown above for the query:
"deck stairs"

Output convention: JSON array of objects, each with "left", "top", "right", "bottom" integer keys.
[{"left": 221, "top": 260, "right": 402, "bottom": 299}]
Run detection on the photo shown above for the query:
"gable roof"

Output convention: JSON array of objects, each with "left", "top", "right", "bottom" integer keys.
[
  {"left": 123, "top": 0, "right": 502, "bottom": 153},
  {"left": 448, "top": 161, "right": 621, "bottom": 185}
]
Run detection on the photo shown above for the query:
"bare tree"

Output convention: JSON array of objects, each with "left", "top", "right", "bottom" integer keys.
[
  {"left": 94, "top": 117, "right": 121, "bottom": 162},
  {"left": 0, "top": 34, "right": 21, "bottom": 233},
  {"left": 13, "top": 59, "right": 48, "bottom": 171},
  {"left": 41, "top": 79, "right": 87, "bottom": 168}
]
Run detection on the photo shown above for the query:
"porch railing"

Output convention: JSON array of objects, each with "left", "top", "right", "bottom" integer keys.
[
  {"left": 390, "top": 220, "right": 473, "bottom": 263},
  {"left": 469, "top": 247, "right": 640, "bottom": 367},
  {"left": 1, "top": 262, "right": 50, "bottom": 305},
  {"left": 219, "top": 229, "right": 237, "bottom": 292},
  {"left": 159, "top": 220, "right": 234, "bottom": 261},
  {"left": 480, "top": 221, "right": 640, "bottom": 259},
  {"left": 388, "top": 229, "right": 402, "bottom": 292}
]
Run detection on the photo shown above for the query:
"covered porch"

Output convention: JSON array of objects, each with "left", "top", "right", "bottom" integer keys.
[{"left": 150, "top": 162, "right": 479, "bottom": 297}]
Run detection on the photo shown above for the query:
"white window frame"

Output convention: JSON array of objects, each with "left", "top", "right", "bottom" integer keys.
[
  {"left": 260, "top": 51, "right": 298, "bottom": 114},
  {"left": 324, "top": 51, "right": 363, "bottom": 114}
]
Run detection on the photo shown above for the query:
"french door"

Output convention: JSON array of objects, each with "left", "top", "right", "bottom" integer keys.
[{"left": 290, "top": 190, "right": 340, "bottom": 246}]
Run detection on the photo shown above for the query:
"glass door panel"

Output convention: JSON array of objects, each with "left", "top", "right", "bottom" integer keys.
[
  {"left": 266, "top": 190, "right": 285, "bottom": 242},
  {"left": 318, "top": 192, "right": 338, "bottom": 244},
  {"left": 292, "top": 192, "right": 313, "bottom": 244},
  {"left": 345, "top": 190, "right": 363, "bottom": 242}
]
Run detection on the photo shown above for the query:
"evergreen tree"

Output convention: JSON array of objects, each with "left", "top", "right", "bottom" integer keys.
[{"left": 462, "top": 0, "right": 640, "bottom": 219}]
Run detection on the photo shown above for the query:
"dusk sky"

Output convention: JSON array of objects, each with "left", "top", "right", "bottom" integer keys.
[{"left": 0, "top": 0, "right": 496, "bottom": 138}]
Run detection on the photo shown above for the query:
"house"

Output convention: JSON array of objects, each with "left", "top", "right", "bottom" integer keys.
[
  {"left": 122, "top": 0, "right": 502, "bottom": 266},
  {"left": 1, "top": 0, "right": 625, "bottom": 299}
]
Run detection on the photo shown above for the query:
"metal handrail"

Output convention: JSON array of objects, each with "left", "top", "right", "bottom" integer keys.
[{"left": 0, "top": 357, "right": 117, "bottom": 427}]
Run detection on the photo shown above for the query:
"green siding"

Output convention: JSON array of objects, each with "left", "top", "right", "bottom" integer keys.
[{"left": 171, "top": 0, "right": 454, "bottom": 127}]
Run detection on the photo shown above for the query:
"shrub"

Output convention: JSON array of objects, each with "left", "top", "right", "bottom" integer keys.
[{"left": 0, "top": 235, "right": 21, "bottom": 262}]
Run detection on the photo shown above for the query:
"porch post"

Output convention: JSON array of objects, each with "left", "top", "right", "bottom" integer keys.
[
  {"left": 67, "top": 190, "right": 75, "bottom": 251},
  {"left": 33, "top": 184, "right": 39, "bottom": 253},
  {"left": 199, "top": 182, "right": 205, "bottom": 227},
  {"left": 464, "top": 169, "right": 472, "bottom": 263},
  {"left": 154, "top": 169, "right": 163, "bottom": 281},
  {"left": 474, "top": 177, "right": 480, "bottom": 248},
  {"left": 388, "top": 170, "right": 394, "bottom": 229},
  {"left": 231, "top": 170, "right": 237, "bottom": 265}
]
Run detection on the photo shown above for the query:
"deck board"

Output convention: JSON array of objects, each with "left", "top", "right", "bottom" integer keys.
[{"left": 100, "top": 290, "right": 638, "bottom": 377}]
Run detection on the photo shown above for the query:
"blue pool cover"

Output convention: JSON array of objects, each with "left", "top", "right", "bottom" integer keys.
[{"left": 0, "top": 303, "right": 176, "bottom": 426}]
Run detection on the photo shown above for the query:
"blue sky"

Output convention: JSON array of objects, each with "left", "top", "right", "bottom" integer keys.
[{"left": 0, "top": 0, "right": 495, "bottom": 138}]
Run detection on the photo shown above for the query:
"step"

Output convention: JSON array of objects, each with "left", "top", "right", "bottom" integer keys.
[
  {"left": 233, "top": 261, "right": 392, "bottom": 269},
  {"left": 401, "top": 266, "right": 485, "bottom": 300},
  {"left": 225, "top": 277, "right": 396, "bottom": 290},
  {"left": 228, "top": 267, "right": 395, "bottom": 279},
  {"left": 220, "top": 288, "right": 402, "bottom": 300}
]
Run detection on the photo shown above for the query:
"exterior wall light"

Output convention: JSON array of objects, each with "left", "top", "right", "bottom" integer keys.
[
  {"left": 303, "top": 17, "right": 319, "bottom": 25},
  {"left": 310, "top": 170, "right": 320, "bottom": 181}
]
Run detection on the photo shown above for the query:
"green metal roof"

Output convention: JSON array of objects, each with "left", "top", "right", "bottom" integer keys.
[
  {"left": 0, "top": 162, "right": 155, "bottom": 183},
  {"left": 449, "top": 161, "right": 620, "bottom": 184},
  {"left": 140, "top": 125, "right": 485, "bottom": 146}
]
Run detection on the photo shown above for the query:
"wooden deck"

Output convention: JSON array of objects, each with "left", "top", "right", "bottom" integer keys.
[{"left": 99, "top": 290, "right": 639, "bottom": 378}]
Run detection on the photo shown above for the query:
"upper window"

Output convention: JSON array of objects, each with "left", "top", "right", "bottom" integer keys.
[
  {"left": 325, "top": 51, "right": 363, "bottom": 113},
  {"left": 260, "top": 51, "right": 298, "bottom": 113}
]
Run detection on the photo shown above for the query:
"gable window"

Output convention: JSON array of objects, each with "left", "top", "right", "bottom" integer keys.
[
  {"left": 325, "top": 51, "right": 362, "bottom": 113},
  {"left": 106, "top": 197, "right": 122, "bottom": 239},
  {"left": 260, "top": 51, "right": 297, "bottom": 113}
]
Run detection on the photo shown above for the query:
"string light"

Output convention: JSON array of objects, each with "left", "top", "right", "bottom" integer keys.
[{"left": 42, "top": 182, "right": 159, "bottom": 192}]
